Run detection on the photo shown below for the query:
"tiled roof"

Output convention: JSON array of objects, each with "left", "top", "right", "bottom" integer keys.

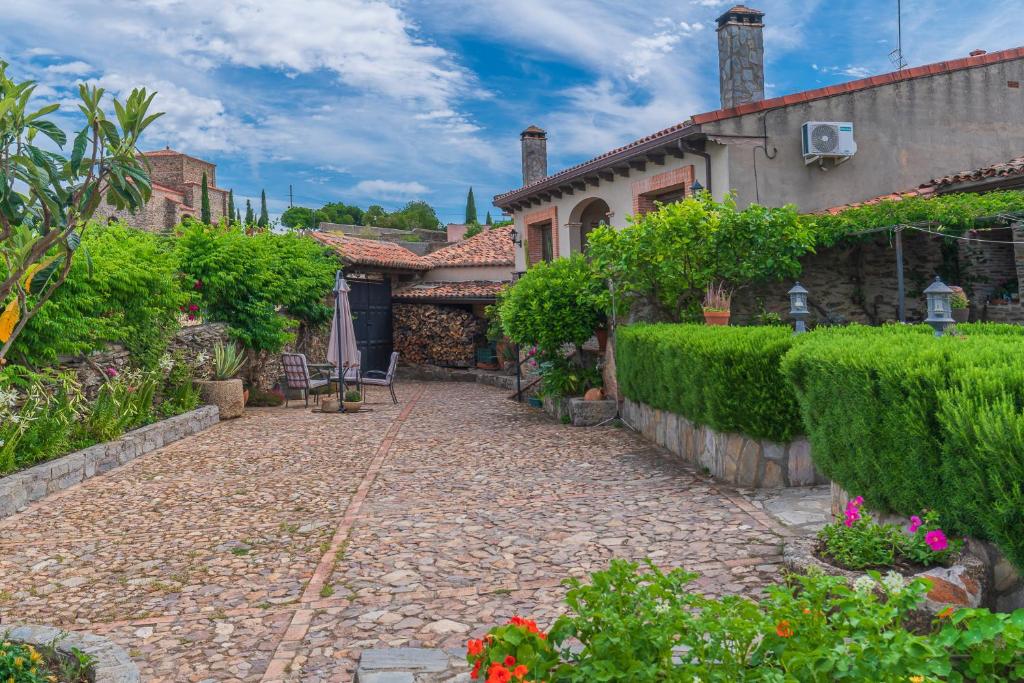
[
  {"left": 692, "top": 46, "right": 1024, "bottom": 125},
  {"left": 141, "top": 148, "right": 216, "bottom": 166},
  {"left": 423, "top": 226, "right": 514, "bottom": 267},
  {"left": 824, "top": 154, "right": 1024, "bottom": 214},
  {"left": 151, "top": 182, "right": 185, "bottom": 197},
  {"left": 495, "top": 45, "right": 1024, "bottom": 205},
  {"left": 392, "top": 280, "right": 509, "bottom": 301},
  {"left": 311, "top": 231, "right": 429, "bottom": 271},
  {"left": 928, "top": 155, "right": 1024, "bottom": 189}
]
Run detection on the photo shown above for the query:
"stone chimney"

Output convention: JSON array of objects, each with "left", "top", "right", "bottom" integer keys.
[
  {"left": 716, "top": 6, "right": 766, "bottom": 109},
  {"left": 520, "top": 125, "right": 548, "bottom": 185}
]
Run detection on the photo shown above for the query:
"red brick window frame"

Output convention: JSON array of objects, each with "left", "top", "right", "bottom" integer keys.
[
  {"left": 524, "top": 206, "right": 558, "bottom": 266},
  {"left": 631, "top": 165, "right": 695, "bottom": 216}
]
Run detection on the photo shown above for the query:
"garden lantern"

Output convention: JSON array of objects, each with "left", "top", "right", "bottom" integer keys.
[
  {"left": 924, "top": 276, "right": 955, "bottom": 336},
  {"left": 509, "top": 227, "right": 522, "bottom": 247},
  {"left": 690, "top": 179, "right": 704, "bottom": 195},
  {"left": 788, "top": 282, "right": 810, "bottom": 334}
]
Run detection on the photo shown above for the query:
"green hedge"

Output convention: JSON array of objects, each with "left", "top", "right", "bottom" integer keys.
[
  {"left": 616, "top": 323, "right": 800, "bottom": 442},
  {"left": 781, "top": 324, "right": 1024, "bottom": 569}
]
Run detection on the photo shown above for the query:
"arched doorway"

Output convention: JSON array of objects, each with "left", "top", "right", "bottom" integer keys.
[{"left": 567, "top": 197, "right": 611, "bottom": 254}]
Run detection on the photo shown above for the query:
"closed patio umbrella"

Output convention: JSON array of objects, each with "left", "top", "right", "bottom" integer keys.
[{"left": 328, "top": 271, "right": 359, "bottom": 409}]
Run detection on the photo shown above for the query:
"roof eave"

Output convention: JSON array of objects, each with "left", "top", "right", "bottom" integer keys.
[{"left": 493, "top": 124, "right": 704, "bottom": 209}]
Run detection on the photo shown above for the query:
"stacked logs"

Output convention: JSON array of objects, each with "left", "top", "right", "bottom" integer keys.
[{"left": 393, "top": 303, "right": 484, "bottom": 367}]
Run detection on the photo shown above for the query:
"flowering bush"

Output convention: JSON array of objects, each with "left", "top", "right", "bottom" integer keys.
[
  {"left": 818, "top": 497, "right": 962, "bottom": 570},
  {"left": 0, "top": 634, "right": 94, "bottom": 682},
  {"left": 465, "top": 617, "right": 557, "bottom": 682},
  {"left": 0, "top": 639, "right": 49, "bottom": 683},
  {"left": 469, "top": 560, "right": 1024, "bottom": 681}
]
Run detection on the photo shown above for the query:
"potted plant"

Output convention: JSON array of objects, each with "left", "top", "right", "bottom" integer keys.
[
  {"left": 343, "top": 388, "right": 363, "bottom": 413},
  {"left": 702, "top": 282, "right": 732, "bottom": 326},
  {"left": 950, "top": 286, "right": 969, "bottom": 323},
  {"left": 196, "top": 342, "right": 246, "bottom": 419}
]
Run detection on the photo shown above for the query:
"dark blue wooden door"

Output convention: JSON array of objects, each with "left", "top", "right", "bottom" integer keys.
[{"left": 348, "top": 279, "right": 393, "bottom": 373}]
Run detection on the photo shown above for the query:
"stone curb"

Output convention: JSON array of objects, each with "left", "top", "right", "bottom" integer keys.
[
  {"left": 356, "top": 648, "right": 470, "bottom": 683},
  {"left": 3, "top": 623, "right": 140, "bottom": 682},
  {"left": 0, "top": 405, "right": 219, "bottom": 520}
]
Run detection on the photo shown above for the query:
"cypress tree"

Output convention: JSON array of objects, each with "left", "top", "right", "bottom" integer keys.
[
  {"left": 465, "top": 187, "right": 477, "bottom": 224},
  {"left": 227, "top": 189, "right": 235, "bottom": 224},
  {"left": 258, "top": 190, "right": 269, "bottom": 228},
  {"left": 236, "top": 207, "right": 241, "bottom": 224},
  {"left": 485, "top": 211, "right": 492, "bottom": 226},
  {"left": 200, "top": 171, "right": 211, "bottom": 224},
  {"left": 245, "top": 199, "right": 254, "bottom": 226}
]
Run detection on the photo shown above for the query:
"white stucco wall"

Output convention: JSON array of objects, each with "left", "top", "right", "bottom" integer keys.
[
  {"left": 507, "top": 143, "right": 725, "bottom": 270},
  {"left": 422, "top": 264, "right": 514, "bottom": 282}
]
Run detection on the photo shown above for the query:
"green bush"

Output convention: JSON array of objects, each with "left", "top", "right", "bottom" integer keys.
[
  {"left": 616, "top": 323, "right": 800, "bottom": 441},
  {"left": 499, "top": 254, "right": 605, "bottom": 355},
  {"left": 11, "top": 223, "right": 182, "bottom": 368},
  {"left": 781, "top": 323, "right": 1024, "bottom": 569},
  {"left": 175, "top": 225, "right": 337, "bottom": 354}
]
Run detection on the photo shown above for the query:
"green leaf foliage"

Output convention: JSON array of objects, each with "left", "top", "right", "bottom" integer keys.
[
  {"left": 499, "top": 254, "right": 605, "bottom": 355},
  {"left": 465, "top": 186, "right": 477, "bottom": 224},
  {"left": 781, "top": 322, "right": 1024, "bottom": 570},
  {"left": 200, "top": 171, "right": 211, "bottom": 224},
  {"left": 616, "top": 323, "right": 800, "bottom": 442},
  {"left": 11, "top": 223, "right": 182, "bottom": 368},
  {"left": 175, "top": 224, "right": 337, "bottom": 354}
]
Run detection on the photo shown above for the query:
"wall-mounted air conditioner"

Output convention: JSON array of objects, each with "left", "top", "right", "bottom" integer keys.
[{"left": 801, "top": 122, "right": 857, "bottom": 165}]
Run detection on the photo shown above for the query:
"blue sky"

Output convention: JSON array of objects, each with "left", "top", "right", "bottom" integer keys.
[{"left": 3, "top": 1, "right": 1022, "bottom": 224}]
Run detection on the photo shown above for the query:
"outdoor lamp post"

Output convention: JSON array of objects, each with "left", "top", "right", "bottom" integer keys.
[
  {"left": 690, "top": 179, "right": 704, "bottom": 195},
  {"left": 509, "top": 227, "right": 522, "bottom": 246},
  {"left": 924, "top": 276, "right": 955, "bottom": 337},
  {"left": 788, "top": 282, "right": 810, "bottom": 334}
]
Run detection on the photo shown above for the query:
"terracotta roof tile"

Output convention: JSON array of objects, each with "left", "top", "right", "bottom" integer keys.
[
  {"left": 392, "top": 280, "right": 509, "bottom": 301},
  {"left": 423, "top": 226, "right": 514, "bottom": 267},
  {"left": 311, "top": 232, "right": 428, "bottom": 271}
]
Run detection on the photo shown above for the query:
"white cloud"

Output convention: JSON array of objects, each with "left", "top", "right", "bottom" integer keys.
[
  {"left": 43, "top": 60, "right": 93, "bottom": 75},
  {"left": 354, "top": 180, "right": 429, "bottom": 200}
]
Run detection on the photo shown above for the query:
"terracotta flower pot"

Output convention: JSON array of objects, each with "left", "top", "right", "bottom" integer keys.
[
  {"left": 952, "top": 308, "right": 970, "bottom": 323},
  {"left": 197, "top": 379, "right": 245, "bottom": 419},
  {"left": 243, "top": 388, "right": 250, "bottom": 406},
  {"left": 703, "top": 310, "right": 731, "bottom": 326},
  {"left": 343, "top": 400, "right": 363, "bottom": 413}
]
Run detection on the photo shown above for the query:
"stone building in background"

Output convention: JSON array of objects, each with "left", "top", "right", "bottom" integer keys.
[{"left": 95, "top": 147, "right": 230, "bottom": 232}]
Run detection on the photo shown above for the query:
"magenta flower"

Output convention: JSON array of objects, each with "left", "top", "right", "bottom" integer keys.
[
  {"left": 925, "top": 529, "right": 949, "bottom": 552},
  {"left": 105, "top": 367, "right": 118, "bottom": 378},
  {"left": 908, "top": 515, "right": 923, "bottom": 533},
  {"left": 853, "top": 496, "right": 864, "bottom": 506},
  {"left": 194, "top": 279, "right": 203, "bottom": 290},
  {"left": 189, "top": 304, "right": 199, "bottom": 312},
  {"left": 187, "top": 313, "right": 196, "bottom": 321}
]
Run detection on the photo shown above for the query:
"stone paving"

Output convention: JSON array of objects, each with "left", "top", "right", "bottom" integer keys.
[{"left": 0, "top": 381, "right": 799, "bottom": 682}]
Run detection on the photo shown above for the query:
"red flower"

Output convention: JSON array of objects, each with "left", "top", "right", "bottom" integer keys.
[
  {"left": 776, "top": 620, "right": 794, "bottom": 638},
  {"left": 938, "top": 606, "right": 955, "bottom": 619},
  {"left": 194, "top": 279, "right": 203, "bottom": 290},
  {"left": 513, "top": 664, "right": 528, "bottom": 679},
  {"left": 470, "top": 660, "right": 481, "bottom": 680},
  {"left": 466, "top": 639, "right": 484, "bottom": 656},
  {"left": 487, "top": 665, "right": 511, "bottom": 683},
  {"left": 189, "top": 304, "right": 199, "bottom": 312}
]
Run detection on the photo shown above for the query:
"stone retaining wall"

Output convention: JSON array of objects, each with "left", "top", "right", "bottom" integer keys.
[
  {"left": 622, "top": 398, "right": 827, "bottom": 489},
  {"left": 0, "top": 405, "right": 219, "bottom": 519},
  {"left": 5, "top": 624, "right": 139, "bottom": 683}
]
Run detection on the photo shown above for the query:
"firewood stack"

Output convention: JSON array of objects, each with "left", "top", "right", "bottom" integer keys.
[{"left": 393, "top": 303, "right": 484, "bottom": 367}]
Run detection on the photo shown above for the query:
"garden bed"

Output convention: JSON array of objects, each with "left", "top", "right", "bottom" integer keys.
[
  {"left": 0, "top": 405, "right": 218, "bottom": 520},
  {"left": 2, "top": 624, "right": 139, "bottom": 682}
]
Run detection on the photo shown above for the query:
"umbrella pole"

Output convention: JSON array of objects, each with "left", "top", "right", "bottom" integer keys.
[{"left": 335, "top": 271, "right": 346, "bottom": 412}]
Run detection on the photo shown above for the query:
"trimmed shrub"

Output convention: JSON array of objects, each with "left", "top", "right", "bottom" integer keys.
[
  {"left": 781, "top": 324, "right": 1024, "bottom": 569},
  {"left": 616, "top": 323, "right": 800, "bottom": 442}
]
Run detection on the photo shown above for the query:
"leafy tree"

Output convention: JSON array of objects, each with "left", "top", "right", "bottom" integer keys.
[
  {"left": 12, "top": 222, "right": 182, "bottom": 368},
  {"left": 200, "top": 171, "right": 211, "bottom": 224},
  {"left": 244, "top": 199, "right": 254, "bottom": 226},
  {"left": 258, "top": 189, "right": 269, "bottom": 227},
  {"left": 175, "top": 224, "right": 337, "bottom": 356},
  {"left": 486, "top": 211, "right": 493, "bottom": 226},
  {"left": 587, "top": 193, "right": 814, "bottom": 320},
  {"left": 281, "top": 206, "right": 315, "bottom": 229},
  {"left": 235, "top": 207, "right": 241, "bottom": 224},
  {"left": 0, "top": 62, "right": 162, "bottom": 361},
  {"left": 465, "top": 187, "right": 477, "bottom": 224},
  {"left": 379, "top": 200, "right": 441, "bottom": 230},
  {"left": 319, "top": 202, "right": 364, "bottom": 225},
  {"left": 364, "top": 205, "right": 386, "bottom": 226},
  {"left": 227, "top": 189, "right": 235, "bottom": 225}
]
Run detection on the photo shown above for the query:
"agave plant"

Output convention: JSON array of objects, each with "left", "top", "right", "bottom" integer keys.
[{"left": 212, "top": 342, "right": 246, "bottom": 380}]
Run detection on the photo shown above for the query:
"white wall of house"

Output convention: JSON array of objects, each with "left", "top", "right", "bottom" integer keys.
[{"left": 422, "top": 265, "right": 513, "bottom": 282}]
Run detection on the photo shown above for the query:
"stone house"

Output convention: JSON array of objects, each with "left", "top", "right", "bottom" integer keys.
[
  {"left": 95, "top": 148, "right": 231, "bottom": 232},
  {"left": 494, "top": 5, "right": 1024, "bottom": 273}
]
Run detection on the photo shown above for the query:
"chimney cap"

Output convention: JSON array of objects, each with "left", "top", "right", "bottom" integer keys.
[
  {"left": 970, "top": 49, "right": 987, "bottom": 56},
  {"left": 521, "top": 125, "right": 547, "bottom": 138},
  {"left": 716, "top": 5, "right": 765, "bottom": 29}
]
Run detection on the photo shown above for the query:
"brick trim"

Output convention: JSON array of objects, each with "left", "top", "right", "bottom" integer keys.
[
  {"left": 631, "top": 165, "right": 695, "bottom": 215},
  {"left": 524, "top": 206, "right": 558, "bottom": 265}
]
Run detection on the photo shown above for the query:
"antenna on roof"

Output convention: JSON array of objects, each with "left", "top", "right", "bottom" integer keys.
[{"left": 888, "top": 0, "right": 907, "bottom": 70}]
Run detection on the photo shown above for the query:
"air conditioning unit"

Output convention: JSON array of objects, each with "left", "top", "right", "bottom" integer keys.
[{"left": 801, "top": 121, "right": 857, "bottom": 164}]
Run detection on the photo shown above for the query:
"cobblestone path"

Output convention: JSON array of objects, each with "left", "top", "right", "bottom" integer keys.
[{"left": 0, "top": 382, "right": 792, "bottom": 682}]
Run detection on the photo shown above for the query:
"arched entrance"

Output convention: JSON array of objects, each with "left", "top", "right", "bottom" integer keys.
[{"left": 567, "top": 197, "right": 611, "bottom": 254}]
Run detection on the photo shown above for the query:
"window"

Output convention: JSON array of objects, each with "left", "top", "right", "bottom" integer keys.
[{"left": 540, "top": 224, "right": 553, "bottom": 262}]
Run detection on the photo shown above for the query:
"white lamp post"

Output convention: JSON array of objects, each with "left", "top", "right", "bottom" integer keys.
[
  {"left": 924, "top": 276, "right": 955, "bottom": 337},
  {"left": 788, "top": 282, "right": 810, "bottom": 334}
]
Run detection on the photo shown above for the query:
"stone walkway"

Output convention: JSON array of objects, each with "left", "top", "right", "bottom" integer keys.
[{"left": 0, "top": 382, "right": 799, "bottom": 682}]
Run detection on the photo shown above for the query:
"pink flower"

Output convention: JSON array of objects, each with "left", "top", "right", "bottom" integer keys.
[
  {"left": 189, "top": 304, "right": 199, "bottom": 312},
  {"left": 187, "top": 314, "right": 196, "bottom": 321},
  {"left": 908, "top": 515, "right": 923, "bottom": 533},
  {"left": 842, "top": 497, "right": 863, "bottom": 527},
  {"left": 925, "top": 529, "right": 949, "bottom": 552},
  {"left": 105, "top": 367, "right": 118, "bottom": 377},
  {"left": 194, "top": 279, "right": 203, "bottom": 290},
  {"left": 853, "top": 496, "right": 864, "bottom": 506}
]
